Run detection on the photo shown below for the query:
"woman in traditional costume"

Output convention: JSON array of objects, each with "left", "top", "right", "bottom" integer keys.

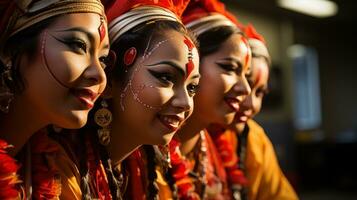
[
  {"left": 210, "top": 24, "right": 299, "bottom": 200},
  {"left": 68, "top": 0, "right": 200, "bottom": 199},
  {"left": 164, "top": 0, "right": 252, "bottom": 199},
  {"left": 0, "top": 0, "right": 110, "bottom": 198}
]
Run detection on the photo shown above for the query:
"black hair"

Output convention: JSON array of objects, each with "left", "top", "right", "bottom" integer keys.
[
  {"left": 197, "top": 25, "right": 242, "bottom": 58},
  {"left": 0, "top": 17, "right": 56, "bottom": 94},
  {"left": 143, "top": 145, "right": 159, "bottom": 199}
]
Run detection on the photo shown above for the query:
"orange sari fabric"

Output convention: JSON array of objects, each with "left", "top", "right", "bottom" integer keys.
[{"left": 222, "top": 120, "right": 299, "bottom": 200}]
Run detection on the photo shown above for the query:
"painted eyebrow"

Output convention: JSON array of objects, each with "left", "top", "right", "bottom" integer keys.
[
  {"left": 55, "top": 27, "right": 110, "bottom": 52},
  {"left": 55, "top": 27, "right": 95, "bottom": 45},
  {"left": 146, "top": 61, "right": 185, "bottom": 77},
  {"left": 220, "top": 57, "right": 243, "bottom": 69},
  {"left": 190, "top": 74, "right": 201, "bottom": 79}
]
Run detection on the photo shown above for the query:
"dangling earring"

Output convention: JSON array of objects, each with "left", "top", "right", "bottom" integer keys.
[
  {"left": 94, "top": 99, "right": 112, "bottom": 145},
  {"left": 0, "top": 62, "right": 14, "bottom": 113}
]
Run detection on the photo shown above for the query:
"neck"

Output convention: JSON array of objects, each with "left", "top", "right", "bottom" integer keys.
[
  {"left": 106, "top": 112, "right": 141, "bottom": 166},
  {"left": 176, "top": 111, "right": 208, "bottom": 155},
  {"left": 0, "top": 98, "right": 46, "bottom": 156},
  {"left": 234, "top": 122, "right": 246, "bottom": 135}
]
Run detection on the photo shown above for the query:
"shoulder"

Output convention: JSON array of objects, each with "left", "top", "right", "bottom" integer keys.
[{"left": 247, "top": 119, "right": 271, "bottom": 146}]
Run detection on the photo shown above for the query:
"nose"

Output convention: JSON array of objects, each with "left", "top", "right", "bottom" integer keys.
[
  {"left": 84, "top": 57, "right": 107, "bottom": 89},
  {"left": 233, "top": 75, "right": 251, "bottom": 100},
  {"left": 171, "top": 88, "right": 192, "bottom": 113}
]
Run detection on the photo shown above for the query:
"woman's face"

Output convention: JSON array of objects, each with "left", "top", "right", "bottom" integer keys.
[
  {"left": 194, "top": 33, "right": 251, "bottom": 125},
  {"left": 234, "top": 56, "right": 269, "bottom": 125},
  {"left": 18, "top": 13, "right": 109, "bottom": 128},
  {"left": 111, "top": 30, "right": 200, "bottom": 145}
]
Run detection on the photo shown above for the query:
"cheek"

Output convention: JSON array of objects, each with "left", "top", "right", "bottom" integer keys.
[
  {"left": 130, "top": 69, "right": 174, "bottom": 108},
  {"left": 138, "top": 87, "right": 174, "bottom": 107},
  {"left": 252, "top": 97, "right": 263, "bottom": 116},
  {"left": 220, "top": 74, "right": 237, "bottom": 93},
  {"left": 45, "top": 47, "right": 88, "bottom": 84}
]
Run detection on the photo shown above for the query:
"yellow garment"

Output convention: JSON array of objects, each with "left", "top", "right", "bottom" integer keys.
[
  {"left": 55, "top": 142, "right": 82, "bottom": 200},
  {"left": 226, "top": 120, "right": 299, "bottom": 200},
  {"left": 156, "top": 168, "right": 173, "bottom": 200}
]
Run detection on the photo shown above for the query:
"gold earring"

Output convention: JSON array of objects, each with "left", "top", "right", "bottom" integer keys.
[
  {"left": 0, "top": 62, "right": 14, "bottom": 113},
  {"left": 94, "top": 99, "right": 112, "bottom": 145}
]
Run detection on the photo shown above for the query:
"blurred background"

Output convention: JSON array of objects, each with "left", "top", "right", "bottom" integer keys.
[{"left": 223, "top": 0, "right": 357, "bottom": 199}]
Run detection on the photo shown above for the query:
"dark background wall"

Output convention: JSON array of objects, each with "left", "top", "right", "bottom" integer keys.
[{"left": 223, "top": 0, "right": 357, "bottom": 199}]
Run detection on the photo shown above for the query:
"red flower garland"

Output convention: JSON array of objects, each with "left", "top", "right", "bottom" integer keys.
[
  {"left": 0, "top": 139, "right": 21, "bottom": 200},
  {"left": 210, "top": 130, "right": 248, "bottom": 189},
  {"left": 168, "top": 138, "right": 200, "bottom": 200},
  {"left": 85, "top": 136, "right": 112, "bottom": 200},
  {"left": 30, "top": 131, "right": 62, "bottom": 199}
]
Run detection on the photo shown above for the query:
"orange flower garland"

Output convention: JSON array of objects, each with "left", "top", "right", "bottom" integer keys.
[{"left": 0, "top": 139, "right": 21, "bottom": 200}]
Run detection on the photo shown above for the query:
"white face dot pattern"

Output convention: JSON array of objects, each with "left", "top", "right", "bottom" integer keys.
[{"left": 120, "top": 34, "right": 175, "bottom": 111}]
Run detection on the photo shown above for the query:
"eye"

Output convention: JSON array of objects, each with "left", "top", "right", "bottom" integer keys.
[
  {"left": 218, "top": 63, "right": 236, "bottom": 72},
  {"left": 71, "top": 39, "right": 87, "bottom": 52},
  {"left": 99, "top": 56, "right": 108, "bottom": 69},
  {"left": 52, "top": 35, "right": 87, "bottom": 54},
  {"left": 187, "top": 83, "right": 199, "bottom": 97},
  {"left": 148, "top": 69, "right": 174, "bottom": 86},
  {"left": 62, "top": 38, "right": 87, "bottom": 53},
  {"left": 256, "top": 87, "right": 269, "bottom": 97}
]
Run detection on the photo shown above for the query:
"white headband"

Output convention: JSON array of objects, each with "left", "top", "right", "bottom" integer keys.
[{"left": 109, "top": 6, "right": 180, "bottom": 44}]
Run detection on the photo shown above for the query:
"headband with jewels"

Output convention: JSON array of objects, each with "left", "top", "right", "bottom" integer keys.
[
  {"left": 244, "top": 24, "right": 271, "bottom": 65},
  {"left": 0, "top": 0, "right": 108, "bottom": 58},
  {"left": 106, "top": 0, "right": 191, "bottom": 45},
  {"left": 182, "top": 0, "right": 243, "bottom": 36}
]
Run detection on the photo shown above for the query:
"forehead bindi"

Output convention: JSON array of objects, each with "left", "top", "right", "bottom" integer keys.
[{"left": 183, "top": 36, "right": 195, "bottom": 79}]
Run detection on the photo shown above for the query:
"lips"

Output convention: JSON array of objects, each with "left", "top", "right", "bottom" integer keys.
[
  {"left": 71, "top": 88, "right": 98, "bottom": 109},
  {"left": 158, "top": 114, "right": 184, "bottom": 131},
  {"left": 224, "top": 97, "right": 241, "bottom": 112}
]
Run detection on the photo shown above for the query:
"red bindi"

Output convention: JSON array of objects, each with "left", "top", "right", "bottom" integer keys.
[
  {"left": 183, "top": 36, "right": 195, "bottom": 79},
  {"left": 99, "top": 18, "right": 106, "bottom": 43},
  {"left": 241, "top": 36, "right": 250, "bottom": 67}
]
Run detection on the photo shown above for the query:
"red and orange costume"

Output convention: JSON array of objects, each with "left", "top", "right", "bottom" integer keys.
[
  {"left": 0, "top": 0, "right": 109, "bottom": 199},
  {"left": 209, "top": 24, "right": 299, "bottom": 200},
  {"left": 105, "top": 0, "right": 192, "bottom": 199},
  {"left": 212, "top": 120, "right": 299, "bottom": 200}
]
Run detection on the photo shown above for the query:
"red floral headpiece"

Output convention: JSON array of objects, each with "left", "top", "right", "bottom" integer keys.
[{"left": 182, "top": 0, "right": 243, "bottom": 35}]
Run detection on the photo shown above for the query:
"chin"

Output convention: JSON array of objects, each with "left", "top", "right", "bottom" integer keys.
[
  {"left": 217, "top": 112, "right": 235, "bottom": 126},
  {"left": 59, "top": 111, "right": 88, "bottom": 129},
  {"left": 153, "top": 132, "right": 175, "bottom": 146}
]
